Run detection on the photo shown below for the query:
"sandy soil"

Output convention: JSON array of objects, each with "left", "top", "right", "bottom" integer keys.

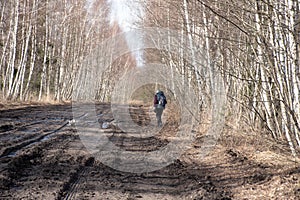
[{"left": 0, "top": 103, "right": 299, "bottom": 199}]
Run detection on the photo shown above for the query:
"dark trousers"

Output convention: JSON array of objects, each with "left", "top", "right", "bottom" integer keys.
[{"left": 156, "top": 108, "right": 164, "bottom": 127}]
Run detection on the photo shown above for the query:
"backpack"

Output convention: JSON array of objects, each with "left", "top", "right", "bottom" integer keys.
[{"left": 157, "top": 92, "right": 167, "bottom": 108}]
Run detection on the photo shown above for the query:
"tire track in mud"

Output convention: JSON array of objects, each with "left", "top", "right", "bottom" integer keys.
[
  {"left": 0, "top": 121, "right": 47, "bottom": 152},
  {"left": 0, "top": 107, "right": 85, "bottom": 159},
  {"left": 0, "top": 121, "right": 70, "bottom": 158},
  {"left": 0, "top": 105, "right": 89, "bottom": 199},
  {"left": 0, "top": 127, "right": 81, "bottom": 198},
  {"left": 0, "top": 120, "right": 44, "bottom": 133},
  {"left": 0, "top": 132, "right": 69, "bottom": 189},
  {"left": 0, "top": 105, "right": 75, "bottom": 158},
  {"left": 57, "top": 157, "right": 95, "bottom": 200}
]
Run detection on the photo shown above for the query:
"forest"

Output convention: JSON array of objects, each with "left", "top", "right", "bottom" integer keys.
[
  {"left": 0, "top": 0, "right": 300, "bottom": 199},
  {"left": 1, "top": 0, "right": 299, "bottom": 155}
]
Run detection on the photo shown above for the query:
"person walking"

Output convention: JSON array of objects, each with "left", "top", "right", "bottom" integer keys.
[{"left": 153, "top": 90, "right": 167, "bottom": 127}]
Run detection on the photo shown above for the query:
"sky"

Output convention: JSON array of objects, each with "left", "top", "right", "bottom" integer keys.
[
  {"left": 86, "top": 0, "right": 145, "bottom": 67},
  {"left": 108, "top": 0, "right": 144, "bottom": 31},
  {"left": 108, "top": 0, "right": 145, "bottom": 67}
]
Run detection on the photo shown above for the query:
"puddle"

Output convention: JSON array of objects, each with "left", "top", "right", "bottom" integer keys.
[
  {"left": 3, "top": 133, "right": 55, "bottom": 158},
  {"left": 6, "top": 151, "right": 17, "bottom": 158},
  {"left": 102, "top": 122, "right": 109, "bottom": 129},
  {"left": 41, "top": 134, "right": 53, "bottom": 142},
  {"left": 1, "top": 122, "right": 69, "bottom": 158},
  {"left": 22, "top": 128, "right": 40, "bottom": 133}
]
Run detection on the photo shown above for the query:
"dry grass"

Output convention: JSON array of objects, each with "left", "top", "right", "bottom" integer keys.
[
  {"left": 218, "top": 121, "right": 300, "bottom": 199},
  {"left": 220, "top": 121, "right": 300, "bottom": 165},
  {"left": 180, "top": 115, "right": 300, "bottom": 199}
]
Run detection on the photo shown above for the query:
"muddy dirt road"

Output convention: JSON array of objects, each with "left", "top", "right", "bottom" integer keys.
[
  {"left": 0, "top": 103, "right": 299, "bottom": 199},
  {"left": 0, "top": 103, "right": 229, "bottom": 200}
]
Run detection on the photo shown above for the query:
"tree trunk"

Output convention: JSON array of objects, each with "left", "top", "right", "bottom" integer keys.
[{"left": 7, "top": 0, "right": 19, "bottom": 99}]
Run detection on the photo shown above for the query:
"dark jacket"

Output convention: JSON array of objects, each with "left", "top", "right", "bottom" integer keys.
[
  {"left": 154, "top": 92, "right": 167, "bottom": 109},
  {"left": 154, "top": 94, "right": 159, "bottom": 105}
]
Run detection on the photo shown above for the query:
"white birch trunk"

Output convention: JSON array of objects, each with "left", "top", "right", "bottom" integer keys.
[
  {"left": 13, "top": 1, "right": 32, "bottom": 100},
  {"left": 255, "top": 0, "right": 277, "bottom": 139},
  {"left": 202, "top": 5, "right": 214, "bottom": 107},
  {"left": 272, "top": 0, "right": 296, "bottom": 155},
  {"left": 287, "top": 0, "right": 300, "bottom": 147},
  {"left": 0, "top": 1, "right": 9, "bottom": 80},
  {"left": 183, "top": 0, "right": 202, "bottom": 93},
  {"left": 25, "top": 24, "right": 36, "bottom": 100},
  {"left": 39, "top": 4, "right": 49, "bottom": 101},
  {"left": 7, "top": 0, "right": 19, "bottom": 98}
]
